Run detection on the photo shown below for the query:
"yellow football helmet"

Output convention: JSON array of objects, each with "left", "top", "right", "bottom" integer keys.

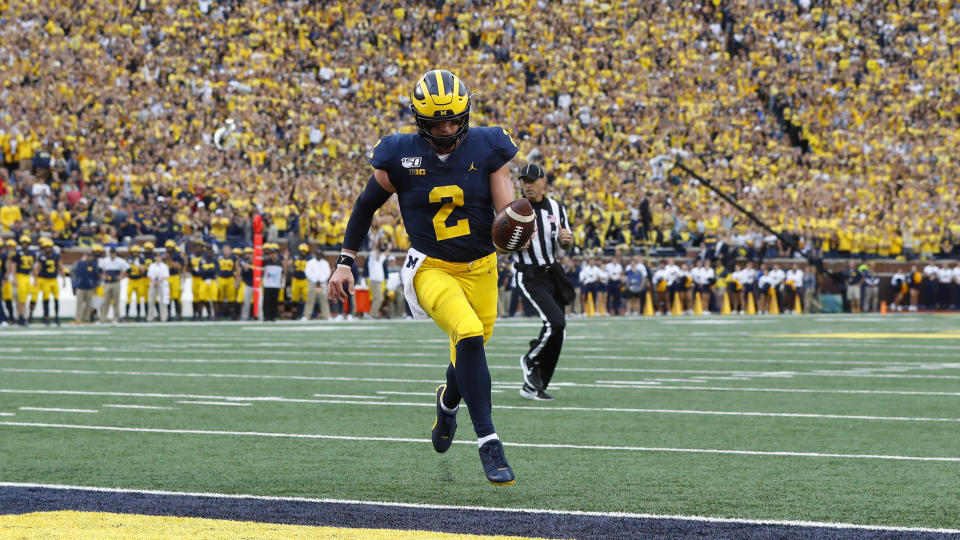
[
  {"left": 298, "top": 243, "right": 309, "bottom": 253},
  {"left": 40, "top": 237, "right": 54, "bottom": 248},
  {"left": 164, "top": 239, "right": 176, "bottom": 249},
  {"left": 5, "top": 238, "right": 17, "bottom": 247},
  {"left": 144, "top": 241, "right": 155, "bottom": 250},
  {"left": 243, "top": 247, "right": 254, "bottom": 254},
  {"left": 19, "top": 234, "right": 30, "bottom": 244},
  {"left": 131, "top": 245, "right": 142, "bottom": 254},
  {"left": 410, "top": 69, "right": 470, "bottom": 151},
  {"left": 92, "top": 244, "right": 104, "bottom": 253}
]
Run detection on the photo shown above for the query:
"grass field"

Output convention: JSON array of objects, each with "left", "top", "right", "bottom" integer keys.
[{"left": 1, "top": 314, "right": 960, "bottom": 537}]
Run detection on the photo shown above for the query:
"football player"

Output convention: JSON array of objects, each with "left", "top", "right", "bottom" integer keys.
[
  {"left": 198, "top": 244, "right": 218, "bottom": 320},
  {"left": 189, "top": 241, "right": 205, "bottom": 321},
  {"left": 125, "top": 245, "right": 147, "bottom": 322},
  {"left": 290, "top": 243, "right": 310, "bottom": 319},
  {"left": 9, "top": 235, "right": 36, "bottom": 325},
  {"left": 216, "top": 244, "right": 238, "bottom": 320},
  {"left": 165, "top": 240, "right": 185, "bottom": 321},
  {"left": 33, "top": 237, "right": 62, "bottom": 326},
  {"left": 1, "top": 238, "right": 16, "bottom": 322},
  {"left": 328, "top": 70, "right": 520, "bottom": 485}
]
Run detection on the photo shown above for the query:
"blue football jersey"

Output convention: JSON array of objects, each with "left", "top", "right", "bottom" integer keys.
[{"left": 370, "top": 126, "right": 518, "bottom": 262}]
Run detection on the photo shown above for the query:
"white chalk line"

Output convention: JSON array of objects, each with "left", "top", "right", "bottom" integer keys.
[
  {"left": 1, "top": 389, "right": 957, "bottom": 424},
  {"left": 0, "top": 422, "right": 957, "bottom": 463},
  {"left": 176, "top": 401, "right": 251, "bottom": 407},
  {"left": 103, "top": 404, "right": 176, "bottom": 410},
  {"left": 1, "top": 481, "right": 957, "bottom": 535},
  {"left": 5, "top": 366, "right": 959, "bottom": 383},
  {"left": 18, "top": 407, "right": 98, "bottom": 414},
  {"left": 4, "top": 353, "right": 958, "bottom": 371}
]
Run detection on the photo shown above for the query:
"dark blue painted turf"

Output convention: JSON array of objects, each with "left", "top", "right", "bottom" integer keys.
[{"left": 1, "top": 486, "right": 956, "bottom": 539}]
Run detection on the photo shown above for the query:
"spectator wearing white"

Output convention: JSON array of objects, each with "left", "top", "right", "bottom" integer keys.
[
  {"left": 366, "top": 244, "right": 387, "bottom": 318},
  {"left": 756, "top": 264, "right": 774, "bottom": 314},
  {"left": 691, "top": 259, "right": 715, "bottom": 313},
  {"left": 604, "top": 256, "right": 624, "bottom": 316},
  {"left": 594, "top": 259, "right": 610, "bottom": 315},
  {"left": 578, "top": 258, "right": 600, "bottom": 315},
  {"left": 936, "top": 264, "right": 954, "bottom": 310},
  {"left": 146, "top": 254, "right": 171, "bottom": 322},
  {"left": 304, "top": 250, "right": 332, "bottom": 320},
  {"left": 784, "top": 264, "right": 804, "bottom": 314},
  {"left": 922, "top": 261, "right": 939, "bottom": 309},
  {"left": 31, "top": 177, "right": 53, "bottom": 211},
  {"left": 99, "top": 249, "right": 130, "bottom": 323},
  {"left": 767, "top": 264, "right": 786, "bottom": 313}
]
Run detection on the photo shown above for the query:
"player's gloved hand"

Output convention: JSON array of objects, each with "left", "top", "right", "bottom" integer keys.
[{"left": 328, "top": 266, "right": 354, "bottom": 303}]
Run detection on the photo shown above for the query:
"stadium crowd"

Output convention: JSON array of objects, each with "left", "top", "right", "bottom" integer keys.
[{"left": 1, "top": 0, "right": 959, "bottom": 323}]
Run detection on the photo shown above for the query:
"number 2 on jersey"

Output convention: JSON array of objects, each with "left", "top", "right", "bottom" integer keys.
[{"left": 429, "top": 185, "right": 471, "bottom": 241}]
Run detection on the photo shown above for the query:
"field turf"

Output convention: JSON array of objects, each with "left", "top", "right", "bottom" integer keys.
[{"left": 1, "top": 314, "right": 959, "bottom": 538}]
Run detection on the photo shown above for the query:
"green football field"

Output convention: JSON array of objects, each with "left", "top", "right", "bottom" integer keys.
[{"left": 1, "top": 314, "right": 959, "bottom": 531}]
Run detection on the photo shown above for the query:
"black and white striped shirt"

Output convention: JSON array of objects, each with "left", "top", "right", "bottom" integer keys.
[{"left": 513, "top": 197, "right": 569, "bottom": 268}]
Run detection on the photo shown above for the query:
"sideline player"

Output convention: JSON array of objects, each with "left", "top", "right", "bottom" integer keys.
[
  {"left": 328, "top": 70, "right": 520, "bottom": 485},
  {"left": 33, "top": 237, "right": 62, "bottom": 326}
]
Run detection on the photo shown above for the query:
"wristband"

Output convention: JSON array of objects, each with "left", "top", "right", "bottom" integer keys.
[{"left": 336, "top": 253, "right": 355, "bottom": 270}]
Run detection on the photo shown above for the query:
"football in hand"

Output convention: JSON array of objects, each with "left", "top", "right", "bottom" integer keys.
[{"left": 492, "top": 198, "right": 536, "bottom": 252}]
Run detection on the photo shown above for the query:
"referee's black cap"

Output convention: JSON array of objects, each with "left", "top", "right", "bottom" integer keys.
[{"left": 519, "top": 163, "right": 545, "bottom": 182}]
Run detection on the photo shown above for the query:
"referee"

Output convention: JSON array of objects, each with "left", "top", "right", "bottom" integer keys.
[{"left": 514, "top": 163, "right": 575, "bottom": 401}]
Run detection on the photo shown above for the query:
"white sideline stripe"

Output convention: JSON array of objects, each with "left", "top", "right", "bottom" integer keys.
[
  {"left": 14, "top": 354, "right": 960, "bottom": 371},
  {"left": 589, "top": 382, "right": 960, "bottom": 397},
  {"left": 7, "top": 366, "right": 960, "bottom": 383},
  {"left": 176, "top": 401, "right": 251, "bottom": 407},
  {"left": 0, "top": 412, "right": 13, "bottom": 416},
  {"left": 2, "top": 482, "right": 957, "bottom": 536},
  {"left": 0, "top": 422, "right": 957, "bottom": 463},
  {"left": 103, "top": 404, "right": 176, "bottom": 410},
  {"left": 4, "top": 388, "right": 956, "bottom": 422},
  {"left": 7, "top": 354, "right": 960, "bottom": 375},
  {"left": 311, "top": 394, "right": 387, "bottom": 400},
  {"left": 18, "top": 407, "right": 98, "bottom": 413}
]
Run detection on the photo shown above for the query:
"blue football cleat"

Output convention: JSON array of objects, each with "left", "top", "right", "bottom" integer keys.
[
  {"left": 479, "top": 439, "right": 515, "bottom": 486},
  {"left": 431, "top": 385, "right": 457, "bottom": 453}
]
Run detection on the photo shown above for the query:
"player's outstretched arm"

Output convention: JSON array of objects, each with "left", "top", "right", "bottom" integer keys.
[
  {"left": 489, "top": 161, "right": 516, "bottom": 213},
  {"left": 329, "top": 170, "right": 395, "bottom": 303}
]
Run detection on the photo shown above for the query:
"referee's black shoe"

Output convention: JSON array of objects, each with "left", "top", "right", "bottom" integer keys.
[
  {"left": 519, "top": 383, "right": 554, "bottom": 401},
  {"left": 520, "top": 355, "right": 544, "bottom": 390}
]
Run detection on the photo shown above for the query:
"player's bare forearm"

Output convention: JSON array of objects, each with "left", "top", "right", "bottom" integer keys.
[{"left": 489, "top": 161, "right": 516, "bottom": 212}]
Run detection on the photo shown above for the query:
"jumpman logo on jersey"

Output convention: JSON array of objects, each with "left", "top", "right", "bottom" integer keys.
[{"left": 468, "top": 162, "right": 478, "bottom": 172}]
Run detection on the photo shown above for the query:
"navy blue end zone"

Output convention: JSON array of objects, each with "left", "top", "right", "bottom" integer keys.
[{"left": 1, "top": 485, "right": 957, "bottom": 539}]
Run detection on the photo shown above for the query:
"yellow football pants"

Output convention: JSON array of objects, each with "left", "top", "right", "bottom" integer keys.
[
  {"left": 168, "top": 274, "right": 181, "bottom": 301},
  {"left": 291, "top": 277, "right": 309, "bottom": 302},
  {"left": 127, "top": 278, "right": 148, "bottom": 303},
  {"left": 37, "top": 277, "right": 59, "bottom": 300},
  {"left": 413, "top": 252, "right": 497, "bottom": 366}
]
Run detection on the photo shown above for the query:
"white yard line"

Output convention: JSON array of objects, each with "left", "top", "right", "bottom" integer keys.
[
  {"left": 102, "top": 404, "right": 176, "bottom": 410},
  {"left": 6, "top": 366, "right": 960, "bottom": 383},
  {"left": 310, "top": 394, "right": 387, "bottom": 400},
  {"left": 2, "top": 481, "right": 957, "bottom": 535},
  {"left": 176, "top": 401, "right": 251, "bottom": 407},
  {"left": 18, "top": 407, "right": 98, "bottom": 413},
  {"left": 0, "top": 422, "right": 956, "bottom": 463},
  {"left": 0, "top": 389, "right": 956, "bottom": 423}
]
